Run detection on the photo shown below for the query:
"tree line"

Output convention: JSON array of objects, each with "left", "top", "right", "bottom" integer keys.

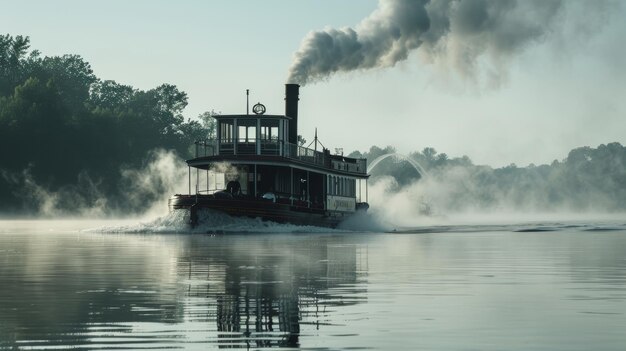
[
  {"left": 351, "top": 142, "right": 626, "bottom": 212},
  {"left": 0, "top": 34, "right": 214, "bottom": 214}
]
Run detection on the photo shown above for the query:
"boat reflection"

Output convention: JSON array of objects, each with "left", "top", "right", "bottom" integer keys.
[{"left": 178, "top": 235, "right": 368, "bottom": 348}]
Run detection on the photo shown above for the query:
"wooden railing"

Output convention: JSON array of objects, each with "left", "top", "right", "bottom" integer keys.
[{"left": 193, "top": 139, "right": 366, "bottom": 174}]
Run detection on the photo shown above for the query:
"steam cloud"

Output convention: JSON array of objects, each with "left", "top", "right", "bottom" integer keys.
[
  {"left": 288, "top": 0, "right": 565, "bottom": 85},
  {"left": 3, "top": 150, "right": 188, "bottom": 218}
]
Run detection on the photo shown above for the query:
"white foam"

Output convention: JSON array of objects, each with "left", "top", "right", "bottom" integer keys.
[
  {"left": 336, "top": 209, "right": 392, "bottom": 232},
  {"left": 85, "top": 209, "right": 357, "bottom": 234}
]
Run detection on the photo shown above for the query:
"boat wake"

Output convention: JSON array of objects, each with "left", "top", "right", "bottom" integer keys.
[
  {"left": 79, "top": 213, "right": 625, "bottom": 235},
  {"left": 392, "top": 221, "right": 626, "bottom": 234},
  {"left": 86, "top": 209, "right": 356, "bottom": 234}
]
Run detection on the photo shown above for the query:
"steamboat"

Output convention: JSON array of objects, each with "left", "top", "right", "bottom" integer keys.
[{"left": 169, "top": 84, "right": 369, "bottom": 228}]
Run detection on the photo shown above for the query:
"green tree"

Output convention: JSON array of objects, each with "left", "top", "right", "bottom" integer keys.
[
  {"left": 198, "top": 111, "right": 217, "bottom": 139},
  {"left": 0, "top": 34, "right": 217, "bottom": 214},
  {"left": 0, "top": 34, "right": 31, "bottom": 95},
  {"left": 422, "top": 147, "right": 437, "bottom": 163},
  {"left": 88, "top": 80, "right": 135, "bottom": 111}
]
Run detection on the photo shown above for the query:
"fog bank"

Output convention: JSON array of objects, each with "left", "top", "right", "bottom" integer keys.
[{"left": 359, "top": 142, "right": 626, "bottom": 226}]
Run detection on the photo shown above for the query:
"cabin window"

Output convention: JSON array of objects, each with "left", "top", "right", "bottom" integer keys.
[
  {"left": 337, "top": 177, "right": 341, "bottom": 196},
  {"left": 219, "top": 119, "right": 234, "bottom": 142},
  {"left": 326, "top": 176, "right": 356, "bottom": 197},
  {"left": 327, "top": 175, "right": 331, "bottom": 195}
]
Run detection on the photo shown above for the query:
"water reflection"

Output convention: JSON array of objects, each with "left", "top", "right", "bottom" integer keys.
[
  {"left": 0, "top": 232, "right": 183, "bottom": 348},
  {"left": 178, "top": 235, "right": 368, "bottom": 348},
  {"left": 3, "top": 225, "right": 626, "bottom": 350},
  {"left": 0, "top": 232, "right": 368, "bottom": 349}
]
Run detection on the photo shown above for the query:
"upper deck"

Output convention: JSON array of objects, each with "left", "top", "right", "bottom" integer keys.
[
  {"left": 190, "top": 136, "right": 367, "bottom": 176},
  {"left": 187, "top": 85, "right": 367, "bottom": 177},
  {"left": 188, "top": 111, "right": 366, "bottom": 176}
]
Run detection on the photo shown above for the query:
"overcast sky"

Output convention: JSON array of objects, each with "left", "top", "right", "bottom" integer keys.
[{"left": 2, "top": 0, "right": 625, "bottom": 167}]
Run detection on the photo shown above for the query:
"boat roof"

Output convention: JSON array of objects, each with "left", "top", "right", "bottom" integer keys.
[{"left": 212, "top": 114, "right": 292, "bottom": 120}]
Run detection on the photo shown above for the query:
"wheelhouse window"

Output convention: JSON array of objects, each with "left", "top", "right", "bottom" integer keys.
[
  {"left": 238, "top": 119, "right": 257, "bottom": 143},
  {"left": 260, "top": 119, "right": 279, "bottom": 141},
  {"left": 219, "top": 119, "right": 234, "bottom": 143},
  {"left": 259, "top": 119, "right": 281, "bottom": 155}
]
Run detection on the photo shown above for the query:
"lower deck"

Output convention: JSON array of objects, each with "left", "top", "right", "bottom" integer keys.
[{"left": 187, "top": 163, "right": 368, "bottom": 214}]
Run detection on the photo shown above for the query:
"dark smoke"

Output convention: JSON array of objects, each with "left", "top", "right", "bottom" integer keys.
[{"left": 287, "top": 0, "right": 566, "bottom": 85}]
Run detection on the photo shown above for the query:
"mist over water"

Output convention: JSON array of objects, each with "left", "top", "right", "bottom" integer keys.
[
  {"left": 2, "top": 141, "right": 622, "bottom": 237},
  {"left": 1, "top": 150, "right": 190, "bottom": 220},
  {"left": 358, "top": 143, "right": 626, "bottom": 228},
  {"left": 11, "top": 143, "right": 623, "bottom": 234},
  {"left": 367, "top": 174, "right": 626, "bottom": 229}
]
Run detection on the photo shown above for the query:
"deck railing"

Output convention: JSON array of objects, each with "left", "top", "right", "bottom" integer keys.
[{"left": 194, "top": 139, "right": 366, "bottom": 174}]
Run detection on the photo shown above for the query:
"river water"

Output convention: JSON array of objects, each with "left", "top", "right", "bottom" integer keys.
[{"left": 1, "top": 215, "right": 626, "bottom": 350}]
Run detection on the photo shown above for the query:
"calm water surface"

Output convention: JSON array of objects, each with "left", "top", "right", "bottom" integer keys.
[{"left": 1, "top": 220, "right": 626, "bottom": 350}]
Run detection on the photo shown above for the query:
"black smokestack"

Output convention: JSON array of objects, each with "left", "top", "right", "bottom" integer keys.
[{"left": 285, "top": 84, "right": 300, "bottom": 144}]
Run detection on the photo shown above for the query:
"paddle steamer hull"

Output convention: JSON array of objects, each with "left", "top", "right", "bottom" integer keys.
[{"left": 169, "top": 194, "right": 349, "bottom": 228}]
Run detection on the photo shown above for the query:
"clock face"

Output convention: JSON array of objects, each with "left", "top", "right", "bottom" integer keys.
[{"left": 253, "top": 103, "right": 266, "bottom": 115}]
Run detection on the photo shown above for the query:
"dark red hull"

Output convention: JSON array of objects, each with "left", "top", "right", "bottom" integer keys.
[{"left": 169, "top": 194, "right": 351, "bottom": 228}]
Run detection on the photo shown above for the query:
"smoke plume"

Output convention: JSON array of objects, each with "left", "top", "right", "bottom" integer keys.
[{"left": 288, "top": 0, "right": 566, "bottom": 85}]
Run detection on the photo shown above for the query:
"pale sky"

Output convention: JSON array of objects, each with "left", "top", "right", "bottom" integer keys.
[{"left": 2, "top": 0, "right": 625, "bottom": 167}]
